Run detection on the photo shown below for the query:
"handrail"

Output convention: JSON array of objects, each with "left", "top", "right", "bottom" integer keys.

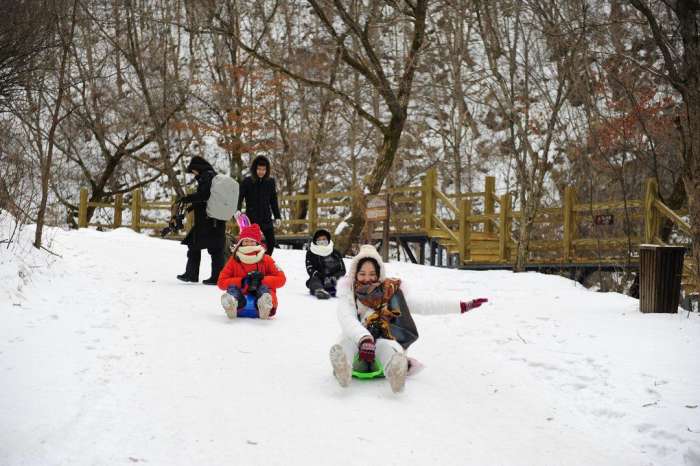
[
  {"left": 654, "top": 199, "right": 691, "bottom": 235},
  {"left": 432, "top": 214, "right": 460, "bottom": 244},
  {"left": 433, "top": 188, "right": 460, "bottom": 216}
]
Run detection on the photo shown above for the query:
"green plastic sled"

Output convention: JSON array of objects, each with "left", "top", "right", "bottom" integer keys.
[{"left": 351, "top": 355, "right": 384, "bottom": 379}]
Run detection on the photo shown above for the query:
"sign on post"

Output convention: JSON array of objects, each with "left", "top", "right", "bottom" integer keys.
[
  {"left": 594, "top": 214, "right": 614, "bottom": 226},
  {"left": 366, "top": 196, "right": 388, "bottom": 222}
]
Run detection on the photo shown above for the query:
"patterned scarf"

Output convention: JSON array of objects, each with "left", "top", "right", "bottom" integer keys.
[{"left": 354, "top": 278, "right": 402, "bottom": 340}]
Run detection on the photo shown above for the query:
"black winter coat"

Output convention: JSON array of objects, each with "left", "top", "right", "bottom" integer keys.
[
  {"left": 180, "top": 169, "right": 226, "bottom": 250},
  {"left": 237, "top": 176, "right": 281, "bottom": 229},
  {"left": 305, "top": 249, "right": 346, "bottom": 279}
]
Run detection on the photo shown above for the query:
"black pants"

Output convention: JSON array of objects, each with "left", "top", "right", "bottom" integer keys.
[
  {"left": 306, "top": 275, "right": 337, "bottom": 296},
  {"left": 185, "top": 246, "right": 225, "bottom": 281},
  {"left": 261, "top": 225, "right": 276, "bottom": 256}
]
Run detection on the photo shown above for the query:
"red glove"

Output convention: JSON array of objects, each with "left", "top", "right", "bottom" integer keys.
[
  {"left": 460, "top": 298, "right": 488, "bottom": 313},
  {"left": 358, "top": 338, "right": 376, "bottom": 363}
]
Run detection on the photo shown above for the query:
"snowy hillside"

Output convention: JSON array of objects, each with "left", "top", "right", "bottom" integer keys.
[{"left": 2, "top": 222, "right": 700, "bottom": 466}]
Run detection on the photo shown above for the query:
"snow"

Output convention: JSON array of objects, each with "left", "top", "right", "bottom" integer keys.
[{"left": 2, "top": 221, "right": 700, "bottom": 466}]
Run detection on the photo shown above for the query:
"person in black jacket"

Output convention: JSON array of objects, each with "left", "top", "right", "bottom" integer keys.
[
  {"left": 306, "top": 229, "right": 346, "bottom": 299},
  {"left": 176, "top": 156, "right": 226, "bottom": 285},
  {"left": 237, "top": 155, "right": 281, "bottom": 255}
]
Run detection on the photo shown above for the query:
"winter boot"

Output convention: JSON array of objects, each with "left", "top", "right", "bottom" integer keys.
[
  {"left": 329, "top": 344, "right": 351, "bottom": 387},
  {"left": 314, "top": 288, "right": 331, "bottom": 300},
  {"left": 221, "top": 293, "right": 241, "bottom": 319},
  {"left": 177, "top": 274, "right": 198, "bottom": 283},
  {"left": 384, "top": 352, "right": 408, "bottom": 393},
  {"left": 202, "top": 277, "right": 218, "bottom": 285},
  {"left": 257, "top": 292, "right": 274, "bottom": 320}
]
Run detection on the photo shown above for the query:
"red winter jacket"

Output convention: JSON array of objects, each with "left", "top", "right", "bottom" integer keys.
[{"left": 217, "top": 255, "right": 286, "bottom": 307}]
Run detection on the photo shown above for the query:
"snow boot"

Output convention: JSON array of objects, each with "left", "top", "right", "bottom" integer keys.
[
  {"left": 257, "top": 292, "right": 273, "bottom": 320},
  {"left": 202, "top": 277, "right": 218, "bottom": 285},
  {"left": 384, "top": 352, "right": 408, "bottom": 393},
  {"left": 314, "top": 289, "right": 331, "bottom": 300},
  {"left": 221, "top": 293, "right": 240, "bottom": 319},
  {"left": 329, "top": 344, "right": 351, "bottom": 387},
  {"left": 177, "top": 274, "right": 198, "bottom": 283}
]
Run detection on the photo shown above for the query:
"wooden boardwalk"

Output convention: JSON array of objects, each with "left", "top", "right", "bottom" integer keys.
[{"left": 76, "top": 170, "right": 696, "bottom": 293}]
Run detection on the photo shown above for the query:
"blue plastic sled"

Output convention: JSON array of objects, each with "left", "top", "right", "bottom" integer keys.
[{"left": 238, "top": 294, "right": 260, "bottom": 318}]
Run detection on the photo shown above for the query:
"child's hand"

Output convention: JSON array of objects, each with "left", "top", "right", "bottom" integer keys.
[
  {"left": 460, "top": 298, "right": 488, "bottom": 313},
  {"left": 358, "top": 338, "right": 376, "bottom": 363}
]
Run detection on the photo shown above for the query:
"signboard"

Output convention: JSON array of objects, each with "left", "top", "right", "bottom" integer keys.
[
  {"left": 366, "top": 196, "right": 387, "bottom": 221},
  {"left": 594, "top": 214, "right": 614, "bottom": 226}
]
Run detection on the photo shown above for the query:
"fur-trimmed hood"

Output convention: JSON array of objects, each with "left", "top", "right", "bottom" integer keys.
[{"left": 347, "top": 244, "right": 386, "bottom": 283}]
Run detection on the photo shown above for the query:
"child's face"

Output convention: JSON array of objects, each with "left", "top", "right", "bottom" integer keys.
[
  {"left": 356, "top": 261, "right": 378, "bottom": 284},
  {"left": 241, "top": 238, "right": 257, "bottom": 247},
  {"left": 256, "top": 164, "right": 267, "bottom": 178},
  {"left": 316, "top": 236, "right": 329, "bottom": 246}
]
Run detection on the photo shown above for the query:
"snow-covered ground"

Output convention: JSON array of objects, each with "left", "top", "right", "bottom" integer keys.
[{"left": 2, "top": 221, "right": 700, "bottom": 466}]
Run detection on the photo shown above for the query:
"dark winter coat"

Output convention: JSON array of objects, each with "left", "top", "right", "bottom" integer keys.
[
  {"left": 305, "top": 229, "right": 346, "bottom": 279},
  {"left": 180, "top": 157, "right": 226, "bottom": 251},
  {"left": 305, "top": 249, "right": 346, "bottom": 279},
  {"left": 237, "top": 156, "right": 281, "bottom": 229}
]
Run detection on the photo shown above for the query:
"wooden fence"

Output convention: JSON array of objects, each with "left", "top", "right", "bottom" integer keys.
[{"left": 76, "top": 170, "right": 694, "bottom": 287}]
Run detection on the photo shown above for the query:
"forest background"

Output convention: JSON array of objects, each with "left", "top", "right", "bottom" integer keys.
[{"left": 1, "top": 0, "right": 698, "bottom": 296}]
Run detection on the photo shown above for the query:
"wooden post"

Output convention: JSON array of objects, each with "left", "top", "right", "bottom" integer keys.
[
  {"left": 78, "top": 187, "right": 88, "bottom": 228},
  {"left": 484, "top": 176, "right": 495, "bottom": 235},
  {"left": 644, "top": 178, "right": 660, "bottom": 243},
  {"left": 308, "top": 180, "right": 318, "bottom": 236},
  {"left": 563, "top": 186, "right": 575, "bottom": 261},
  {"left": 423, "top": 168, "right": 436, "bottom": 233},
  {"left": 499, "top": 193, "right": 511, "bottom": 261},
  {"left": 113, "top": 194, "right": 123, "bottom": 228},
  {"left": 131, "top": 189, "right": 142, "bottom": 232},
  {"left": 459, "top": 198, "right": 471, "bottom": 263},
  {"left": 381, "top": 191, "right": 390, "bottom": 262}
]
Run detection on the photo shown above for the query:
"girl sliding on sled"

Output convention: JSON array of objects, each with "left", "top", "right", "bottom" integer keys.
[
  {"left": 218, "top": 215, "right": 286, "bottom": 320},
  {"left": 329, "top": 244, "right": 487, "bottom": 393}
]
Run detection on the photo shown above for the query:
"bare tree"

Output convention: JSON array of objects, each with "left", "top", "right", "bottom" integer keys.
[
  {"left": 205, "top": 0, "right": 429, "bottom": 252},
  {"left": 474, "top": 0, "right": 586, "bottom": 271},
  {"left": 0, "top": 0, "right": 56, "bottom": 109},
  {"left": 33, "top": 0, "right": 78, "bottom": 250},
  {"left": 627, "top": 0, "right": 700, "bottom": 287}
]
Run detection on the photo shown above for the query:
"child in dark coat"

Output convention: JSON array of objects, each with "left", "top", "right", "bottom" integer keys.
[{"left": 305, "top": 229, "right": 346, "bottom": 299}]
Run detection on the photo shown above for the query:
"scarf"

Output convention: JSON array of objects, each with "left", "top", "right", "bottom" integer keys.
[
  {"left": 354, "top": 278, "right": 402, "bottom": 340},
  {"left": 309, "top": 240, "right": 334, "bottom": 257},
  {"left": 236, "top": 244, "right": 266, "bottom": 264}
]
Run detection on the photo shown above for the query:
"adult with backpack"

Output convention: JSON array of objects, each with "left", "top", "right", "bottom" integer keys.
[
  {"left": 177, "top": 156, "right": 239, "bottom": 285},
  {"left": 237, "top": 155, "right": 281, "bottom": 255}
]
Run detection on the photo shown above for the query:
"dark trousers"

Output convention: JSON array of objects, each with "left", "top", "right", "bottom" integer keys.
[
  {"left": 306, "top": 275, "right": 337, "bottom": 296},
  {"left": 261, "top": 225, "right": 276, "bottom": 255},
  {"left": 185, "top": 246, "right": 225, "bottom": 281}
]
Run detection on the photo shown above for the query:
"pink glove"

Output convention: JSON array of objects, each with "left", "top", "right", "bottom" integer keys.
[
  {"left": 460, "top": 298, "right": 488, "bottom": 313},
  {"left": 358, "top": 338, "right": 376, "bottom": 363}
]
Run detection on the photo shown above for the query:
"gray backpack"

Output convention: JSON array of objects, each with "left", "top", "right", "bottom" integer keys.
[{"left": 207, "top": 174, "right": 239, "bottom": 221}]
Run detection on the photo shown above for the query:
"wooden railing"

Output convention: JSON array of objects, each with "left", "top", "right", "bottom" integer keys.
[{"left": 75, "top": 171, "right": 692, "bottom": 273}]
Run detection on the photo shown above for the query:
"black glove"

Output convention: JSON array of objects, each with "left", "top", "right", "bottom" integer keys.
[{"left": 246, "top": 271, "right": 264, "bottom": 293}]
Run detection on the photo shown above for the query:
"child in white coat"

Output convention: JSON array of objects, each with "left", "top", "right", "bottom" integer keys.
[{"left": 329, "top": 245, "right": 487, "bottom": 393}]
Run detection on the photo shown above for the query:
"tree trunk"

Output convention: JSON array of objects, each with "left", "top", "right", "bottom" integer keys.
[
  {"left": 682, "top": 86, "right": 700, "bottom": 290},
  {"left": 34, "top": 0, "right": 77, "bottom": 249}
]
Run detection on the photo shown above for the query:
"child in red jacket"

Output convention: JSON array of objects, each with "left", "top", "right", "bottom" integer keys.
[{"left": 217, "top": 223, "right": 286, "bottom": 319}]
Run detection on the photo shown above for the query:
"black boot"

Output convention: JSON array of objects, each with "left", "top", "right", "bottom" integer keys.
[{"left": 177, "top": 274, "right": 198, "bottom": 282}]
